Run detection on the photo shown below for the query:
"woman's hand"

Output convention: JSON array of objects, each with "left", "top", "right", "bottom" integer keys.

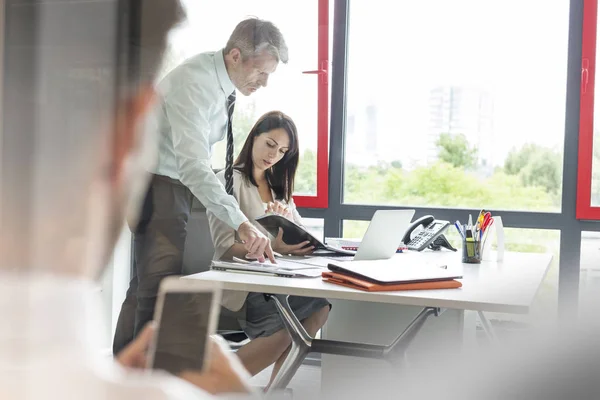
[
  {"left": 265, "top": 201, "right": 294, "bottom": 221},
  {"left": 272, "top": 228, "right": 314, "bottom": 256}
]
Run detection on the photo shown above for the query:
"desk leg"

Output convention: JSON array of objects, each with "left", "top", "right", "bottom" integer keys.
[
  {"left": 477, "top": 311, "right": 498, "bottom": 343},
  {"left": 321, "top": 300, "right": 468, "bottom": 398}
]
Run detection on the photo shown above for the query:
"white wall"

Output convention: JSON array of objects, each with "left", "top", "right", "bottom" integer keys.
[{"left": 99, "top": 225, "right": 131, "bottom": 349}]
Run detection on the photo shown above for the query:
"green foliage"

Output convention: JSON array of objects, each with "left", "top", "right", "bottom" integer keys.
[
  {"left": 294, "top": 149, "right": 317, "bottom": 195},
  {"left": 341, "top": 161, "right": 555, "bottom": 211},
  {"left": 435, "top": 133, "right": 478, "bottom": 169},
  {"left": 391, "top": 160, "right": 403, "bottom": 169},
  {"left": 505, "top": 143, "right": 538, "bottom": 175},
  {"left": 504, "top": 143, "right": 562, "bottom": 197},
  {"left": 232, "top": 102, "right": 257, "bottom": 153}
]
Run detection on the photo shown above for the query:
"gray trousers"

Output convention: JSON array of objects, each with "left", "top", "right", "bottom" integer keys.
[{"left": 113, "top": 174, "right": 194, "bottom": 355}]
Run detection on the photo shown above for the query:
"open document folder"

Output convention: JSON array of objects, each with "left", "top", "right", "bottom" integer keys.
[{"left": 211, "top": 259, "right": 323, "bottom": 278}]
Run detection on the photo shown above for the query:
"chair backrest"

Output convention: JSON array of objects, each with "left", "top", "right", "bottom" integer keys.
[
  {"left": 182, "top": 198, "right": 215, "bottom": 276},
  {"left": 182, "top": 198, "right": 247, "bottom": 337}
]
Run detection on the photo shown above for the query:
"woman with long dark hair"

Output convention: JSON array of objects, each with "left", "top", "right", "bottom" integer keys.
[{"left": 207, "top": 110, "right": 330, "bottom": 386}]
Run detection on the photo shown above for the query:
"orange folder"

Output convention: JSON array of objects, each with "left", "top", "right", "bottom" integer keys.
[{"left": 322, "top": 271, "right": 462, "bottom": 292}]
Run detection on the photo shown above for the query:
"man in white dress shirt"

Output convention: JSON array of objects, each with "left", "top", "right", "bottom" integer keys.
[
  {"left": 113, "top": 18, "right": 289, "bottom": 354},
  {"left": 0, "top": 0, "right": 255, "bottom": 398}
]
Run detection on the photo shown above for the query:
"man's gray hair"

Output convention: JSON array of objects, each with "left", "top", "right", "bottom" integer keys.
[{"left": 224, "top": 18, "right": 289, "bottom": 64}]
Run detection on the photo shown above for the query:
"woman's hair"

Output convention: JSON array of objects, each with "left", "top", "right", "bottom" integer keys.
[{"left": 234, "top": 111, "right": 299, "bottom": 202}]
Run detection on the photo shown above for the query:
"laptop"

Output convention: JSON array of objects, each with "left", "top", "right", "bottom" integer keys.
[{"left": 330, "top": 210, "right": 416, "bottom": 262}]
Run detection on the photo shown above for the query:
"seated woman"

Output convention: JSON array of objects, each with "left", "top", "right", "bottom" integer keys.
[{"left": 207, "top": 110, "right": 330, "bottom": 385}]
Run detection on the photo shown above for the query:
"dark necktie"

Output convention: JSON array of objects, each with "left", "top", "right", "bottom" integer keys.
[{"left": 225, "top": 91, "right": 236, "bottom": 195}]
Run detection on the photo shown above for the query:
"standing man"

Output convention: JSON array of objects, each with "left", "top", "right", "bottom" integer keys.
[{"left": 113, "top": 18, "right": 289, "bottom": 354}]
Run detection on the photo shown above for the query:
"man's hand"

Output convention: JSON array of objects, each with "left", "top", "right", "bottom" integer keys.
[
  {"left": 272, "top": 228, "right": 314, "bottom": 256},
  {"left": 116, "top": 322, "right": 155, "bottom": 369},
  {"left": 237, "top": 221, "right": 275, "bottom": 263},
  {"left": 180, "top": 335, "right": 253, "bottom": 395}
]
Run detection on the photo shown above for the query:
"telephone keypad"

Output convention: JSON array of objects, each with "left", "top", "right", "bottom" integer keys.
[{"left": 406, "top": 220, "right": 451, "bottom": 251}]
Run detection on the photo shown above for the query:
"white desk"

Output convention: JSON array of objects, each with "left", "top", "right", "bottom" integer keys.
[{"left": 186, "top": 251, "right": 552, "bottom": 395}]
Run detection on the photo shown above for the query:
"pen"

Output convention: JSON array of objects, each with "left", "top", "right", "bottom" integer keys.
[
  {"left": 468, "top": 214, "right": 473, "bottom": 231},
  {"left": 454, "top": 221, "right": 465, "bottom": 239}
]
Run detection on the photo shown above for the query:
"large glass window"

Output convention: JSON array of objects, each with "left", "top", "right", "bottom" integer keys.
[
  {"left": 344, "top": 0, "right": 569, "bottom": 212},
  {"left": 162, "top": 0, "right": 329, "bottom": 206}
]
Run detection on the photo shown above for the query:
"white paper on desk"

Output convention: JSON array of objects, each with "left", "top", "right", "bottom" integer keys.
[
  {"left": 233, "top": 256, "right": 323, "bottom": 270},
  {"left": 212, "top": 260, "right": 322, "bottom": 278},
  {"left": 280, "top": 256, "right": 333, "bottom": 268},
  {"left": 270, "top": 258, "right": 325, "bottom": 270}
]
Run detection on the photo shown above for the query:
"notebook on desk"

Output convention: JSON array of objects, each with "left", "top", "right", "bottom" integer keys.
[
  {"left": 322, "top": 271, "right": 462, "bottom": 292},
  {"left": 326, "top": 259, "right": 462, "bottom": 285}
]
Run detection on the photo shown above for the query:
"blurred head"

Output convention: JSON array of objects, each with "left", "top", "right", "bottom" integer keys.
[
  {"left": 234, "top": 111, "right": 299, "bottom": 202},
  {"left": 0, "top": 0, "right": 184, "bottom": 278},
  {"left": 224, "top": 18, "right": 288, "bottom": 96}
]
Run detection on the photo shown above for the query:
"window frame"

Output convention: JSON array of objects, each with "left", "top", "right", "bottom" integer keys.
[
  {"left": 296, "top": 0, "right": 600, "bottom": 318},
  {"left": 577, "top": 0, "right": 600, "bottom": 219},
  {"left": 292, "top": 0, "right": 330, "bottom": 208}
]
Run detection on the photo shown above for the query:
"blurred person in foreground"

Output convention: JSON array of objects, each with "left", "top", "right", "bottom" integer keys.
[{"left": 0, "top": 0, "right": 255, "bottom": 398}]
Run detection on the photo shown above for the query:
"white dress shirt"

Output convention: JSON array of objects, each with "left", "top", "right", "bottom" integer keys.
[
  {"left": 207, "top": 169, "right": 303, "bottom": 311},
  {"left": 0, "top": 273, "right": 213, "bottom": 400},
  {"left": 151, "top": 50, "right": 247, "bottom": 230}
]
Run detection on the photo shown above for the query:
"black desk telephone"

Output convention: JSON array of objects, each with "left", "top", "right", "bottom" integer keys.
[{"left": 402, "top": 215, "right": 457, "bottom": 252}]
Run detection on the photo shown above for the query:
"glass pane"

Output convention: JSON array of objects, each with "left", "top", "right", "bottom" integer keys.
[
  {"left": 164, "top": 0, "right": 320, "bottom": 195},
  {"left": 579, "top": 231, "right": 600, "bottom": 306},
  {"left": 301, "top": 217, "right": 324, "bottom": 241},
  {"left": 344, "top": 0, "right": 568, "bottom": 212}
]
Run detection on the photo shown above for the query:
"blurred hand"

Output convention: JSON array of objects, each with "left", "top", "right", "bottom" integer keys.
[
  {"left": 272, "top": 228, "right": 314, "bottom": 256},
  {"left": 116, "top": 322, "right": 155, "bottom": 369},
  {"left": 237, "top": 221, "right": 275, "bottom": 263},
  {"left": 180, "top": 335, "right": 253, "bottom": 395},
  {"left": 265, "top": 201, "right": 293, "bottom": 220},
  {"left": 117, "top": 326, "right": 252, "bottom": 395}
]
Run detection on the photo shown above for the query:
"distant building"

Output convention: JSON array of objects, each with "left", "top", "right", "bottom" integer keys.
[{"left": 427, "top": 86, "right": 495, "bottom": 168}]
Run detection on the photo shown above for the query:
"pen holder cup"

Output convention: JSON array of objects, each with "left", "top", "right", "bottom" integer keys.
[{"left": 462, "top": 239, "right": 482, "bottom": 264}]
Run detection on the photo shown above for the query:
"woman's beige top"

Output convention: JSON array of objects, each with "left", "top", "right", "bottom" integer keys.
[{"left": 207, "top": 169, "right": 303, "bottom": 311}]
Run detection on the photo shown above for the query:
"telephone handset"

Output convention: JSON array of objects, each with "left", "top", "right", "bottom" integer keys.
[{"left": 402, "top": 215, "right": 457, "bottom": 252}]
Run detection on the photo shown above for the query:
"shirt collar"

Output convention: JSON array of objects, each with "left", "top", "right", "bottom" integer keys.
[{"left": 215, "top": 49, "right": 236, "bottom": 96}]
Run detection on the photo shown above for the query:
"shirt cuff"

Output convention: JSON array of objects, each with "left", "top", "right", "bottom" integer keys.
[{"left": 230, "top": 211, "right": 249, "bottom": 231}]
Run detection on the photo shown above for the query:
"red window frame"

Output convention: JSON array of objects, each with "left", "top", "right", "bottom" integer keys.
[
  {"left": 293, "top": 0, "right": 329, "bottom": 208},
  {"left": 577, "top": 0, "right": 600, "bottom": 219}
]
